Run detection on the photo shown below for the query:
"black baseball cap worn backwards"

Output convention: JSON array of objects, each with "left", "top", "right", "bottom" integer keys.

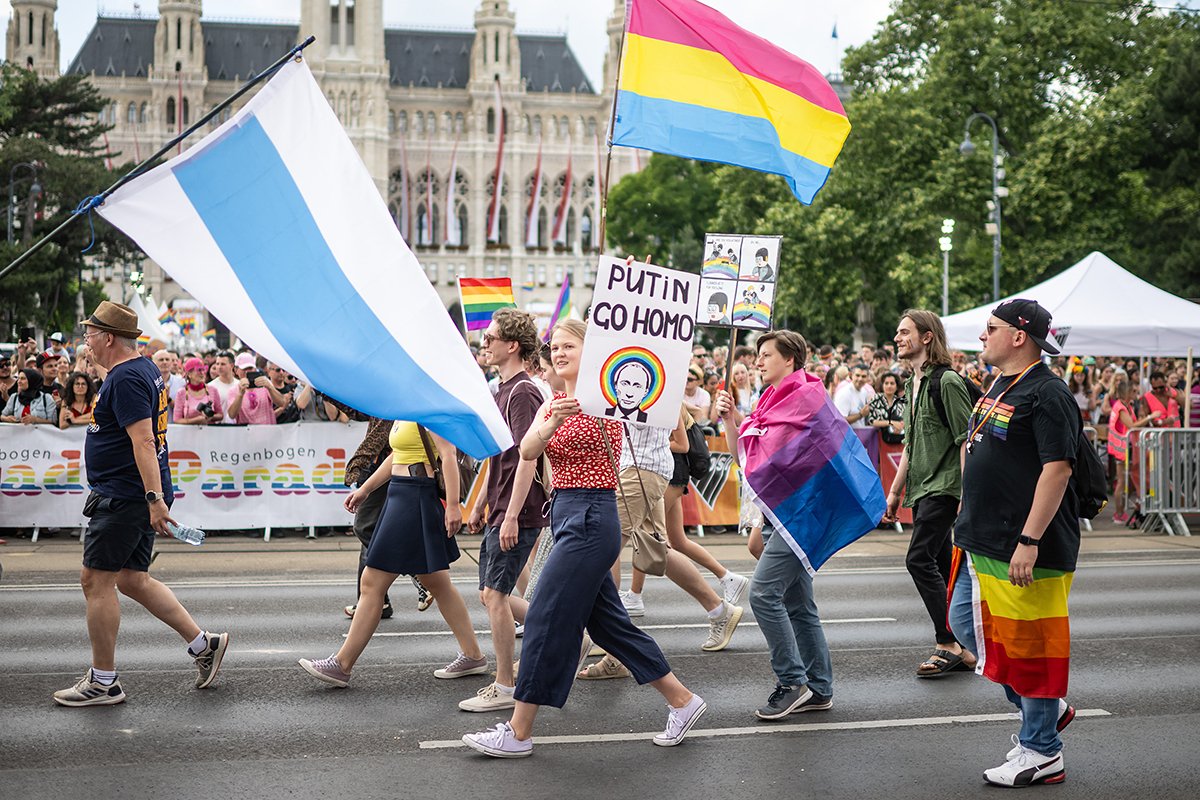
[{"left": 992, "top": 298, "right": 1061, "bottom": 355}]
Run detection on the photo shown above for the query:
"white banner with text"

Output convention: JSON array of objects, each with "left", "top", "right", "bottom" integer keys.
[{"left": 0, "top": 422, "right": 367, "bottom": 529}]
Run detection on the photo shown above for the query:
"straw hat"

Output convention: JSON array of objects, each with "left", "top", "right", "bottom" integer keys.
[{"left": 80, "top": 300, "right": 142, "bottom": 339}]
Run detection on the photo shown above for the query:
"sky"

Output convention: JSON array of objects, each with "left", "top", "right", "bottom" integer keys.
[{"left": 3, "top": 0, "right": 895, "bottom": 85}]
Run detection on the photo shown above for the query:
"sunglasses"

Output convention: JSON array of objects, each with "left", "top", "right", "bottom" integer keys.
[
  {"left": 481, "top": 333, "right": 506, "bottom": 345},
  {"left": 985, "top": 323, "right": 1017, "bottom": 334}
]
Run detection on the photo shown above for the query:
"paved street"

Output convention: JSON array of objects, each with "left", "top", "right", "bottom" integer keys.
[{"left": 2, "top": 529, "right": 1199, "bottom": 799}]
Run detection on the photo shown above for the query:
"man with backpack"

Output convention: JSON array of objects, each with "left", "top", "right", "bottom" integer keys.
[
  {"left": 884, "top": 309, "right": 979, "bottom": 677},
  {"left": 948, "top": 299, "right": 1080, "bottom": 787}
]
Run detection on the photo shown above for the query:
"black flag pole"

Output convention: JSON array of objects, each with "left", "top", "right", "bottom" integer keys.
[{"left": 0, "top": 35, "right": 317, "bottom": 284}]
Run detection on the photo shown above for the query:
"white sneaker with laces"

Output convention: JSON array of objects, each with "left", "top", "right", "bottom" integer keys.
[
  {"left": 653, "top": 693, "right": 707, "bottom": 747},
  {"left": 701, "top": 602, "right": 744, "bottom": 652},
  {"left": 620, "top": 590, "right": 645, "bottom": 617},
  {"left": 459, "top": 681, "right": 517, "bottom": 712},
  {"left": 720, "top": 572, "right": 751, "bottom": 607},
  {"left": 985, "top": 741, "right": 1065, "bottom": 787},
  {"left": 1008, "top": 700, "right": 1075, "bottom": 759},
  {"left": 462, "top": 722, "right": 533, "bottom": 758}
]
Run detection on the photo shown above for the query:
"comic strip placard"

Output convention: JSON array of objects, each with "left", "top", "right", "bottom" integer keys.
[{"left": 696, "top": 233, "right": 782, "bottom": 329}]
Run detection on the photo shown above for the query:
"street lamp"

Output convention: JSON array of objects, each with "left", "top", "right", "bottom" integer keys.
[
  {"left": 959, "top": 113, "right": 1006, "bottom": 302},
  {"left": 939, "top": 218, "right": 955, "bottom": 315},
  {"left": 7, "top": 162, "right": 42, "bottom": 246}
]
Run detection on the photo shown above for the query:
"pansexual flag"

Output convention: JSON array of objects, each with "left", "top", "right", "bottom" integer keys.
[
  {"left": 613, "top": 0, "right": 851, "bottom": 204},
  {"left": 543, "top": 272, "right": 573, "bottom": 342},
  {"left": 957, "top": 550, "right": 1073, "bottom": 699},
  {"left": 738, "top": 369, "right": 885, "bottom": 573},
  {"left": 459, "top": 277, "right": 516, "bottom": 332}
]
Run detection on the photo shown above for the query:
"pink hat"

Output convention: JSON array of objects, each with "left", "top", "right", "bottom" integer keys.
[
  {"left": 183, "top": 357, "right": 205, "bottom": 373},
  {"left": 234, "top": 352, "right": 256, "bottom": 370}
]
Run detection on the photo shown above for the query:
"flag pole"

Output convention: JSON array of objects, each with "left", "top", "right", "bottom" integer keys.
[
  {"left": 725, "top": 326, "right": 737, "bottom": 398},
  {"left": 0, "top": 35, "right": 317, "bottom": 284},
  {"left": 598, "top": 2, "right": 631, "bottom": 252}
]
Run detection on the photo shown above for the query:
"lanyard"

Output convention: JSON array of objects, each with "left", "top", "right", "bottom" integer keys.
[{"left": 966, "top": 361, "right": 1040, "bottom": 452}]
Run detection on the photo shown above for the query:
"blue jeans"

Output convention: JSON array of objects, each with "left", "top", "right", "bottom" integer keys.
[
  {"left": 749, "top": 528, "right": 833, "bottom": 696},
  {"left": 949, "top": 556, "right": 1063, "bottom": 755}
]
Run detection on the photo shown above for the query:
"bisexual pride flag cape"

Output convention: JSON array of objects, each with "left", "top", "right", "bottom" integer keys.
[
  {"left": 739, "top": 370, "right": 885, "bottom": 573},
  {"left": 613, "top": 0, "right": 851, "bottom": 205},
  {"left": 97, "top": 59, "right": 511, "bottom": 460}
]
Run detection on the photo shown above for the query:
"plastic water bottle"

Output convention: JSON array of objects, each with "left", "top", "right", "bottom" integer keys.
[{"left": 166, "top": 521, "right": 206, "bottom": 546}]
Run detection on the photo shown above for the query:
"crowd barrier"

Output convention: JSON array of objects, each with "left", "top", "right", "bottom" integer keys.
[
  {"left": 1, "top": 422, "right": 908, "bottom": 537},
  {"left": 1136, "top": 428, "right": 1200, "bottom": 537}
]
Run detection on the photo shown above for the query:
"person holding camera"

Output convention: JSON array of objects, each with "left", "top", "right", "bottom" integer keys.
[
  {"left": 172, "top": 357, "right": 223, "bottom": 424},
  {"left": 228, "top": 352, "right": 285, "bottom": 425}
]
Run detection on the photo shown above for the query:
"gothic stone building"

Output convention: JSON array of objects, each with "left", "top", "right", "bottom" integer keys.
[{"left": 8, "top": 0, "right": 635, "bottom": 325}]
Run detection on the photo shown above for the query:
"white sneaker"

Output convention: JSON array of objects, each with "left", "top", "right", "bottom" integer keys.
[
  {"left": 984, "top": 741, "right": 1065, "bottom": 787},
  {"left": 701, "top": 602, "right": 744, "bottom": 652},
  {"left": 458, "top": 681, "right": 517, "bottom": 712},
  {"left": 462, "top": 722, "right": 533, "bottom": 758},
  {"left": 720, "top": 572, "right": 751, "bottom": 607},
  {"left": 653, "top": 693, "right": 707, "bottom": 747},
  {"left": 1008, "top": 700, "right": 1075, "bottom": 758},
  {"left": 620, "top": 590, "right": 645, "bottom": 617}
]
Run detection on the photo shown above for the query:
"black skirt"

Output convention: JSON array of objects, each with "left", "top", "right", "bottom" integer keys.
[{"left": 364, "top": 476, "right": 460, "bottom": 575}]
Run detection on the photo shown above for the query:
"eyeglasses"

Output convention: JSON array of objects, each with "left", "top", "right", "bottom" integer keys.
[
  {"left": 481, "top": 333, "right": 507, "bottom": 345},
  {"left": 82, "top": 330, "right": 106, "bottom": 340}
]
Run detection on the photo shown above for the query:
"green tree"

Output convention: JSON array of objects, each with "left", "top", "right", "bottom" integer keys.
[
  {"left": 605, "top": 153, "right": 719, "bottom": 271},
  {"left": 0, "top": 64, "right": 138, "bottom": 339}
]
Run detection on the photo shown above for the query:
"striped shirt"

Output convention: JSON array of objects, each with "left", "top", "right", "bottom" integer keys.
[{"left": 618, "top": 423, "right": 675, "bottom": 481}]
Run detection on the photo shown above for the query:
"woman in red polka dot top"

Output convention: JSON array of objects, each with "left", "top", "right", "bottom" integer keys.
[{"left": 462, "top": 318, "right": 707, "bottom": 759}]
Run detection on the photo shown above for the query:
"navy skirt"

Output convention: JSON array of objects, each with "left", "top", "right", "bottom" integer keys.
[{"left": 364, "top": 476, "right": 459, "bottom": 575}]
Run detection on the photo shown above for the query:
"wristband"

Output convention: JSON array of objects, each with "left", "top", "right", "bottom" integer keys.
[{"left": 1016, "top": 535, "right": 1040, "bottom": 547}]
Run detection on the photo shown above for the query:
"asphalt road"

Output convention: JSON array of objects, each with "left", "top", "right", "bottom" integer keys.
[{"left": 2, "top": 546, "right": 1199, "bottom": 799}]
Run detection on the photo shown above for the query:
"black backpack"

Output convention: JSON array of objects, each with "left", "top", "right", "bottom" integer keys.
[
  {"left": 928, "top": 365, "right": 983, "bottom": 433},
  {"left": 1071, "top": 430, "right": 1108, "bottom": 519},
  {"left": 684, "top": 422, "right": 711, "bottom": 481}
]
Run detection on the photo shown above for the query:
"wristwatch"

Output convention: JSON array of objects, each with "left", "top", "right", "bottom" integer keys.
[
  {"left": 1016, "top": 535, "right": 1040, "bottom": 547},
  {"left": 145, "top": 490, "right": 165, "bottom": 504}
]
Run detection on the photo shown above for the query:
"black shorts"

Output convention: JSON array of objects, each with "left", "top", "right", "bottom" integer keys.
[
  {"left": 478, "top": 525, "right": 541, "bottom": 595},
  {"left": 670, "top": 453, "right": 691, "bottom": 493},
  {"left": 82, "top": 492, "right": 157, "bottom": 572}
]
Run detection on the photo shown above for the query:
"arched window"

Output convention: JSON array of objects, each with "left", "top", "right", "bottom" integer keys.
[
  {"left": 533, "top": 115, "right": 542, "bottom": 137},
  {"left": 398, "top": 110, "right": 408, "bottom": 132},
  {"left": 454, "top": 112, "right": 464, "bottom": 133},
  {"left": 497, "top": 205, "right": 508, "bottom": 246},
  {"left": 416, "top": 110, "right": 425, "bottom": 134},
  {"left": 26, "top": 11, "right": 33, "bottom": 45},
  {"left": 139, "top": 102, "right": 147, "bottom": 124},
  {"left": 388, "top": 110, "right": 395, "bottom": 133},
  {"left": 537, "top": 207, "right": 549, "bottom": 248},
  {"left": 587, "top": 117, "right": 597, "bottom": 137},
  {"left": 416, "top": 205, "right": 427, "bottom": 245},
  {"left": 176, "top": 18, "right": 182, "bottom": 50},
  {"left": 182, "top": 97, "right": 190, "bottom": 126},
  {"left": 494, "top": 32, "right": 500, "bottom": 63},
  {"left": 455, "top": 203, "right": 469, "bottom": 247},
  {"left": 581, "top": 211, "right": 593, "bottom": 251},
  {"left": 127, "top": 102, "right": 137, "bottom": 125},
  {"left": 427, "top": 110, "right": 436, "bottom": 134},
  {"left": 41, "top": 12, "right": 47, "bottom": 47},
  {"left": 166, "top": 97, "right": 176, "bottom": 131},
  {"left": 486, "top": 108, "right": 495, "bottom": 136},
  {"left": 565, "top": 207, "right": 576, "bottom": 249},
  {"left": 346, "top": 0, "right": 356, "bottom": 47},
  {"left": 330, "top": 0, "right": 340, "bottom": 46}
]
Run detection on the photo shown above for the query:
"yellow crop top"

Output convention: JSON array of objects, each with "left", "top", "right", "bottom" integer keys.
[{"left": 390, "top": 420, "right": 436, "bottom": 464}]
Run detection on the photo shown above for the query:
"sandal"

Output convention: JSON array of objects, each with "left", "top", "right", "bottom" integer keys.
[
  {"left": 916, "top": 648, "right": 975, "bottom": 678},
  {"left": 576, "top": 654, "right": 631, "bottom": 680}
]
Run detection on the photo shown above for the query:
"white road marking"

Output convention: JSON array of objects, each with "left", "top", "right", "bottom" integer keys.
[
  {"left": 421, "top": 708, "right": 1113, "bottom": 750},
  {"left": 3, "top": 556, "right": 1198, "bottom": 591},
  {"left": 359, "top": 618, "right": 896, "bottom": 638}
]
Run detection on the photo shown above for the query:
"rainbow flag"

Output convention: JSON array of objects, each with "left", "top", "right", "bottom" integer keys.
[
  {"left": 458, "top": 277, "right": 516, "bottom": 332},
  {"left": 962, "top": 551, "right": 1073, "bottom": 699},
  {"left": 157, "top": 309, "right": 175, "bottom": 325},
  {"left": 202, "top": 327, "right": 216, "bottom": 339},
  {"left": 613, "top": 0, "right": 851, "bottom": 205},
  {"left": 136, "top": 334, "right": 150, "bottom": 346},
  {"left": 738, "top": 369, "right": 885, "bottom": 572},
  {"left": 544, "top": 272, "right": 573, "bottom": 342}
]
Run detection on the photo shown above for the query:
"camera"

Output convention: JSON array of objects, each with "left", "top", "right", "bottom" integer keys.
[
  {"left": 243, "top": 370, "right": 264, "bottom": 386},
  {"left": 197, "top": 401, "right": 216, "bottom": 419}
]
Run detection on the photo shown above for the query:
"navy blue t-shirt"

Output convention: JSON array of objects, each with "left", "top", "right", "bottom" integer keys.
[{"left": 85, "top": 356, "right": 173, "bottom": 502}]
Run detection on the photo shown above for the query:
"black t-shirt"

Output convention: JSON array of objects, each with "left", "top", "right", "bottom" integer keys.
[
  {"left": 955, "top": 363, "right": 1081, "bottom": 571},
  {"left": 85, "top": 356, "right": 173, "bottom": 502},
  {"left": 486, "top": 372, "right": 550, "bottom": 529}
]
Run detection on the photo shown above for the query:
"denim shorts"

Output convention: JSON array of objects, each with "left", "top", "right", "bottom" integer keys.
[
  {"left": 478, "top": 525, "right": 541, "bottom": 594},
  {"left": 82, "top": 492, "right": 157, "bottom": 572}
]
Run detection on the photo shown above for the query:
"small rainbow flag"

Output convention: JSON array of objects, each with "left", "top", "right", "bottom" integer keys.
[
  {"left": 202, "top": 327, "right": 216, "bottom": 339},
  {"left": 957, "top": 550, "right": 1073, "bottom": 699},
  {"left": 136, "top": 334, "right": 150, "bottom": 346},
  {"left": 544, "top": 272, "right": 573, "bottom": 342},
  {"left": 157, "top": 309, "right": 175, "bottom": 325},
  {"left": 458, "top": 277, "right": 516, "bottom": 332},
  {"left": 613, "top": 0, "right": 851, "bottom": 204}
]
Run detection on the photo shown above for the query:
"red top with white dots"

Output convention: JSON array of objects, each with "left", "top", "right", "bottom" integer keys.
[{"left": 543, "top": 393, "right": 623, "bottom": 489}]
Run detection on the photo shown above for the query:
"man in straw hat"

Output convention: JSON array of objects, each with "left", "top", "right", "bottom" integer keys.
[{"left": 53, "top": 301, "right": 229, "bottom": 707}]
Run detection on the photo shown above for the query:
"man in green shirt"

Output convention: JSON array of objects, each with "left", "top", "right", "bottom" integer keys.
[{"left": 884, "top": 309, "right": 976, "bottom": 677}]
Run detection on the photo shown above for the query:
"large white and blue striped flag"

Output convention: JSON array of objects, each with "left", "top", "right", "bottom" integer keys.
[{"left": 97, "top": 59, "right": 511, "bottom": 459}]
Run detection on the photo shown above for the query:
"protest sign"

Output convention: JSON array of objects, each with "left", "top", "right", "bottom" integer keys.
[
  {"left": 697, "top": 233, "right": 782, "bottom": 330},
  {"left": 576, "top": 256, "right": 699, "bottom": 428}
]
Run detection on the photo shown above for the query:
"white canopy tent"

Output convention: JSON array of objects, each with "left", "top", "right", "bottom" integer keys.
[{"left": 942, "top": 251, "right": 1200, "bottom": 355}]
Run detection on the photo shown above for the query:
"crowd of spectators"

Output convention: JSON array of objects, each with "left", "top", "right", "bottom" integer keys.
[{"left": 0, "top": 334, "right": 370, "bottom": 429}]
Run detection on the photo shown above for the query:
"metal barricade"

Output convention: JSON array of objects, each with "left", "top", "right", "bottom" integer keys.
[{"left": 1137, "top": 428, "right": 1200, "bottom": 536}]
